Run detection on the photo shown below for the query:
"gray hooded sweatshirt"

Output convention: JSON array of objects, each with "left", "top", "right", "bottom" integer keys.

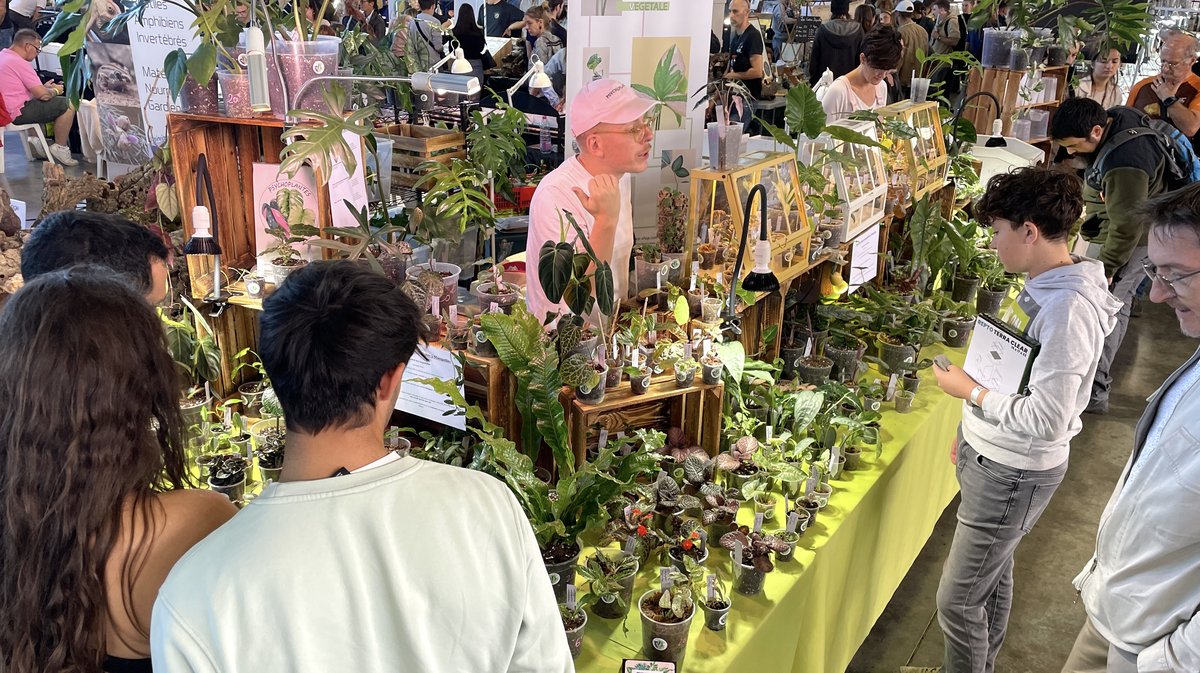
[{"left": 961, "top": 257, "right": 1122, "bottom": 471}]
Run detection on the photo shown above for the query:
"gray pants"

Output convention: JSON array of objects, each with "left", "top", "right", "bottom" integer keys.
[
  {"left": 1061, "top": 617, "right": 1139, "bottom": 673},
  {"left": 937, "top": 440, "right": 1068, "bottom": 673},
  {"left": 1091, "top": 246, "right": 1150, "bottom": 407}
]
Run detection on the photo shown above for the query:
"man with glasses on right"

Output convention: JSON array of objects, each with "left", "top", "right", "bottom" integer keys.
[
  {"left": 1062, "top": 181, "right": 1200, "bottom": 673},
  {"left": 1128, "top": 29, "right": 1200, "bottom": 151}
]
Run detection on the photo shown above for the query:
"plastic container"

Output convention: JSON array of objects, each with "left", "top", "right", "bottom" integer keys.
[
  {"left": 1011, "top": 118, "right": 1032, "bottom": 142},
  {"left": 274, "top": 36, "right": 341, "bottom": 113},
  {"left": 981, "top": 28, "right": 1019, "bottom": 68},
  {"left": 1041, "top": 76, "right": 1058, "bottom": 103},
  {"left": 181, "top": 74, "right": 219, "bottom": 115},
  {"left": 366, "top": 136, "right": 394, "bottom": 201},
  {"left": 218, "top": 71, "right": 253, "bottom": 118},
  {"left": 1026, "top": 109, "right": 1050, "bottom": 139}
]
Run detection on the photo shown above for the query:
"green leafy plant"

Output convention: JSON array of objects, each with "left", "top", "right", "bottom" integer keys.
[
  {"left": 280, "top": 87, "right": 377, "bottom": 182},
  {"left": 644, "top": 568, "right": 694, "bottom": 620},
  {"left": 415, "top": 158, "right": 495, "bottom": 245},
  {"left": 538, "top": 210, "right": 617, "bottom": 334},
  {"left": 578, "top": 551, "right": 639, "bottom": 612},
  {"left": 160, "top": 297, "right": 222, "bottom": 398},
  {"left": 466, "top": 104, "right": 529, "bottom": 200},
  {"left": 632, "top": 44, "right": 688, "bottom": 129},
  {"left": 306, "top": 200, "right": 410, "bottom": 276}
]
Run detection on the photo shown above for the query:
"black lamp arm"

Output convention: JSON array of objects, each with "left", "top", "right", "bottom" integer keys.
[
  {"left": 195, "top": 153, "right": 218, "bottom": 241},
  {"left": 725, "top": 182, "right": 769, "bottom": 320}
]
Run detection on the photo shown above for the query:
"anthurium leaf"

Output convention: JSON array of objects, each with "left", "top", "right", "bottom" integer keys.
[
  {"left": 187, "top": 42, "right": 217, "bottom": 89},
  {"left": 594, "top": 262, "right": 614, "bottom": 316},
  {"left": 164, "top": 48, "right": 189, "bottom": 100},
  {"left": 538, "top": 240, "right": 574, "bottom": 304}
]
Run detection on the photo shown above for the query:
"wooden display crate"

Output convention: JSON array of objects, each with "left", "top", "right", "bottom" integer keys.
[
  {"left": 877, "top": 100, "right": 949, "bottom": 201},
  {"left": 462, "top": 351, "right": 520, "bottom": 443},
  {"left": 377, "top": 123, "right": 467, "bottom": 188},
  {"left": 562, "top": 376, "right": 724, "bottom": 467},
  {"left": 964, "top": 65, "right": 1068, "bottom": 139}
]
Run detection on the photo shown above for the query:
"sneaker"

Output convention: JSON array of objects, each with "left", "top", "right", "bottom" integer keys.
[{"left": 49, "top": 144, "right": 78, "bottom": 166}]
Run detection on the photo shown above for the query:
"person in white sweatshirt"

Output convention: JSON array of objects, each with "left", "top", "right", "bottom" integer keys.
[
  {"left": 925, "top": 166, "right": 1122, "bottom": 673},
  {"left": 151, "top": 261, "right": 574, "bottom": 673}
]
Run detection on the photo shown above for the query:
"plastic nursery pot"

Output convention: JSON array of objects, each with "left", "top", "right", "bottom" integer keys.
[
  {"left": 562, "top": 607, "right": 587, "bottom": 658},
  {"left": 812, "top": 482, "right": 834, "bottom": 509},
  {"left": 217, "top": 70, "right": 253, "bottom": 118},
  {"left": 707, "top": 121, "right": 743, "bottom": 170},
  {"left": 706, "top": 519, "right": 736, "bottom": 546},
  {"left": 699, "top": 247, "right": 718, "bottom": 269},
  {"left": 468, "top": 280, "right": 520, "bottom": 314},
  {"left": 686, "top": 289, "right": 704, "bottom": 316},
  {"left": 826, "top": 341, "right": 864, "bottom": 382},
  {"left": 730, "top": 551, "right": 768, "bottom": 596},
  {"left": 1046, "top": 45, "right": 1069, "bottom": 66},
  {"left": 895, "top": 390, "right": 916, "bottom": 413},
  {"left": 543, "top": 542, "right": 581, "bottom": 603},
  {"left": 771, "top": 530, "right": 801, "bottom": 562},
  {"left": 605, "top": 359, "right": 623, "bottom": 388},
  {"left": 630, "top": 368, "right": 652, "bottom": 394},
  {"left": 405, "top": 262, "right": 461, "bottom": 314},
  {"left": 591, "top": 558, "right": 639, "bottom": 620},
  {"left": 827, "top": 454, "right": 846, "bottom": 480},
  {"left": 180, "top": 395, "right": 209, "bottom": 437},
  {"left": 237, "top": 381, "right": 266, "bottom": 417},
  {"left": 779, "top": 472, "right": 809, "bottom": 500},
  {"left": 795, "top": 498, "right": 821, "bottom": 528},
  {"left": 195, "top": 453, "right": 219, "bottom": 482},
  {"left": 702, "top": 598, "right": 732, "bottom": 631},
  {"left": 701, "top": 297, "right": 723, "bottom": 324},
  {"left": 877, "top": 338, "right": 916, "bottom": 376},
  {"left": 943, "top": 316, "right": 975, "bottom": 348},
  {"left": 754, "top": 494, "right": 778, "bottom": 521},
  {"left": 1008, "top": 47, "right": 1031, "bottom": 70},
  {"left": 668, "top": 544, "right": 709, "bottom": 574},
  {"left": 795, "top": 355, "right": 834, "bottom": 386},
  {"left": 639, "top": 589, "right": 696, "bottom": 664},
  {"left": 181, "top": 74, "right": 219, "bottom": 115},
  {"left": 446, "top": 316, "right": 470, "bottom": 350},
  {"left": 725, "top": 465, "right": 762, "bottom": 492},
  {"left": 902, "top": 372, "right": 922, "bottom": 395},
  {"left": 702, "top": 359, "right": 723, "bottom": 385},
  {"left": 976, "top": 287, "right": 1008, "bottom": 316},
  {"left": 780, "top": 346, "right": 803, "bottom": 380},
  {"left": 274, "top": 36, "right": 341, "bottom": 112},
  {"left": 952, "top": 275, "right": 981, "bottom": 304},
  {"left": 469, "top": 320, "right": 497, "bottom": 357},
  {"left": 843, "top": 446, "right": 863, "bottom": 471},
  {"left": 674, "top": 366, "right": 697, "bottom": 389},
  {"left": 576, "top": 365, "right": 608, "bottom": 405},
  {"left": 265, "top": 257, "right": 308, "bottom": 286},
  {"left": 634, "top": 257, "right": 663, "bottom": 294},
  {"left": 208, "top": 475, "right": 246, "bottom": 503}
]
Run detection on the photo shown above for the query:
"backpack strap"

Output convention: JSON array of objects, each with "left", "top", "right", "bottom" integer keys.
[{"left": 1087, "top": 127, "right": 1167, "bottom": 190}]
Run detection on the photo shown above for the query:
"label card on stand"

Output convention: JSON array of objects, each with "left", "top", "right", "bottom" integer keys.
[
  {"left": 886, "top": 373, "right": 899, "bottom": 401},
  {"left": 449, "top": 304, "right": 457, "bottom": 322},
  {"left": 684, "top": 343, "right": 693, "bottom": 361},
  {"left": 599, "top": 429, "right": 609, "bottom": 449},
  {"left": 806, "top": 472, "right": 818, "bottom": 497},
  {"left": 732, "top": 541, "right": 744, "bottom": 567},
  {"left": 699, "top": 529, "right": 708, "bottom": 548},
  {"left": 786, "top": 511, "right": 800, "bottom": 533},
  {"left": 660, "top": 568, "right": 672, "bottom": 591},
  {"left": 707, "top": 574, "right": 717, "bottom": 601},
  {"left": 753, "top": 512, "right": 764, "bottom": 532},
  {"left": 566, "top": 584, "right": 577, "bottom": 611},
  {"left": 623, "top": 536, "right": 637, "bottom": 557}
]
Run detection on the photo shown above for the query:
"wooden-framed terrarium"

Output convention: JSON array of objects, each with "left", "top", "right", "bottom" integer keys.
[
  {"left": 795, "top": 119, "right": 888, "bottom": 245},
  {"left": 684, "top": 151, "right": 814, "bottom": 282},
  {"left": 876, "top": 100, "right": 948, "bottom": 201}
]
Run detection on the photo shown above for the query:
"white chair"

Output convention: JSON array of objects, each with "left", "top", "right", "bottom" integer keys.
[{"left": 1, "top": 122, "right": 56, "bottom": 174}]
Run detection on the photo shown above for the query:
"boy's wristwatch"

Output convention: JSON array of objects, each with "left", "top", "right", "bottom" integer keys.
[{"left": 1163, "top": 95, "right": 1181, "bottom": 108}]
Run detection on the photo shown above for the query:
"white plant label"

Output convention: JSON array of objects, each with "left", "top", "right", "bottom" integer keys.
[
  {"left": 684, "top": 343, "right": 692, "bottom": 361},
  {"left": 566, "top": 584, "right": 577, "bottom": 611},
  {"left": 489, "top": 302, "right": 499, "bottom": 313},
  {"left": 886, "top": 373, "right": 898, "bottom": 401},
  {"left": 689, "top": 270, "right": 697, "bottom": 292},
  {"left": 707, "top": 574, "right": 717, "bottom": 601},
  {"left": 660, "top": 568, "right": 672, "bottom": 591},
  {"left": 806, "top": 472, "right": 818, "bottom": 497},
  {"left": 703, "top": 338, "right": 712, "bottom": 356},
  {"left": 765, "top": 425, "right": 773, "bottom": 443},
  {"left": 223, "top": 405, "right": 232, "bottom": 426},
  {"left": 716, "top": 272, "right": 725, "bottom": 286},
  {"left": 431, "top": 294, "right": 440, "bottom": 317},
  {"left": 753, "top": 512, "right": 764, "bottom": 532},
  {"left": 733, "top": 541, "right": 744, "bottom": 569},
  {"left": 612, "top": 334, "right": 618, "bottom": 358},
  {"left": 787, "top": 511, "right": 800, "bottom": 534},
  {"left": 599, "top": 429, "right": 609, "bottom": 449},
  {"left": 449, "top": 305, "right": 457, "bottom": 322},
  {"left": 623, "top": 536, "right": 637, "bottom": 557},
  {"left": 649, "top": 330, "right": 657, "bottom": 346},
  {"left": 631, "top": 349, "right": 640, "bottom": 368},
  {"left": 829, "top": 444, "right": 840, "bottom": 476},
  {"left": 655, "top": 270, "right": 661, "bottom": 291}
]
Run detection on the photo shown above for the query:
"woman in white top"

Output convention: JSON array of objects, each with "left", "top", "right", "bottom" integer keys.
[
  {"left": 1074, "top": 46, "right": 1125, "bottom": 109},
  {"left": 822, "top": 26, "right": 902, "bottom": 120}
]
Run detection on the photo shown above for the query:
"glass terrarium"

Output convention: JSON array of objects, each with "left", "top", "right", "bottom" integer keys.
[
  {"left": 685, "top": 151, "right": 814, "bottom": 282},
  {"left": 877, "top": 100, "right": 949, "bottom": 201},
  {"left": 795, "top": 119, "right": 888, "bottom": 245}
]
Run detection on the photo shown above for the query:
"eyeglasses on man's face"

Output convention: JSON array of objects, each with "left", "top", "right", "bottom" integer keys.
[
  {"left": 1143, "top": 260, "right": 1200, "bottom": 294},
  {"left": 590, "top": 115, "right": 655, "bottom": 141}
]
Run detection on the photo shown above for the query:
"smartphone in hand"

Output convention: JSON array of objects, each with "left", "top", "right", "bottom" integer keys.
[{"left": 934, "top": 354, "right": 952, "bottom": 372}]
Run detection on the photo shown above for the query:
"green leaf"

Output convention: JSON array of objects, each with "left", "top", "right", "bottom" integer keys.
[
  {"left": 187, "top": 42, "right": 218, "bottom": 90},
  {"left": 594, "top": 263, "right": 614, "bottom": 317},
  {"left": 715, "top": 340, "right": 746, "bottom": 385},
  {"left": 824, "top": 125, "right": 882, "bottom": 149},
  {"left": 672, "top": 295, "right": 689, "bottom": 326},
  {"left": 784, "top": 83, "right": 826, "bottom": 140},
  {"left": 164, "top": 48, "right": 189, "bottom": 100},
  {"left": 277, "top": 188, "right": 315, "bottom": 227},
  {"left": 757, "top": 116, "right": 797, "bottom": 151},
  {"left": 538, "top": 240, "right": 574, "bottom": 304}
]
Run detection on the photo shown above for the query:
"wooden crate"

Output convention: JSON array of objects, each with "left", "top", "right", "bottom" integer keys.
[
  {"left": 463, "top": 351, "right": 520, "bottom": 443},
  {"left": 378, "top": 123, "right": 467, "bottom": 188},
  {"left": 964, "top": 65, "right": 1068, "bottom": 138},
  {"left": 562, "top": 377, "right": 724, "bottom": 467}
]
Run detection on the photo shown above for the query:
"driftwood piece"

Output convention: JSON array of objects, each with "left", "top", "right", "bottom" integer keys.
[
  {"left": 39, "top": 163, "right": 160, "bottom": 225},
  {"left": 0, "top": 187, "right": 19, "bottom": 236}
]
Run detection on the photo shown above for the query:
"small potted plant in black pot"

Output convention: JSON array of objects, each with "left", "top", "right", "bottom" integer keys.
[
  {"left": 720, "top": 526, "right": 790, "bottom": 596},
  {"left": 578, "top": 551, "right": 640, "bottom": 620}
]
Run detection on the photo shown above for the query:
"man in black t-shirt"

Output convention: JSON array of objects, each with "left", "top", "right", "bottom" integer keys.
[
  {"left": 722, "top": 0, "right": 764, "bottom": 100},
  {"left": 481, "top": 0, "right": 523, "bottom": 37}
]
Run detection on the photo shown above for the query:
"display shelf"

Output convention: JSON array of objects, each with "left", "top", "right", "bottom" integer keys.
[
  {"left": 684, "top": 151, "right": 815, "bottom": 284},
  {"left": 795, "top": 119, "right": 889, "bottom": 243},
  {"left": 876, "top": 100, "right": 949, "bottom": 201},
  {"left": 963, "top": 65, "right": 1068, "bottom": 136},
  {"left": 562, "top": 375, "right": 723, "bottom": 467}
]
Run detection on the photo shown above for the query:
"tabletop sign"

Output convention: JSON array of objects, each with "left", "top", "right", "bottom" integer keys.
[
  {"left": 786, "top": 511, "right": 800, "bottom": 534},
  {"left": 660, "top": 568, "right": 672, "bottom": 591},
  {"left": 566, "top": 584, "right": 577, "bottom": 611},
  {"left": 886, "top": 373, "right": 899, "bottom": 401},
  {"left": 622, "top": 659, "right": 677, "bottom": 673},
  {"left": 599, "top": 428, "right": 609, "bottom": 449},
  {"left": 431, "top": 294, "right": 440, "bottom": 317},
  {"left": 806, "top": 472, "right": 818, "bottom": 497},
  {"left": 753, "top": 512, "right": 764, "bottom": 532},
  {"left": 803, "top": 336, "right": 813, "bottom": 358},
  {"left": 707, "top": 574, "right": 717, "bottom": 601},
  {"left": 623, "top": 536, "right": 637, "bottom": 557}
]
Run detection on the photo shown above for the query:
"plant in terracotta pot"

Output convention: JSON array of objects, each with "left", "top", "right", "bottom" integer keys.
[
  {"left": 579, "top": 550, "right": 640, "bottom": 620},
  {"left": 638, "top": 568, "right": 697, "bottom": 664},
  {"left": 720, "top": 525, "right": 790, "bottom": 596}
]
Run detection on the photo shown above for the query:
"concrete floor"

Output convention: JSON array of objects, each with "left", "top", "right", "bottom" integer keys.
[
  {"left": 849, "top": 299, "right": 1198, "bottom": 672},
  {"left": 0, "top": 129, "right": 89, "bottom": 224}
]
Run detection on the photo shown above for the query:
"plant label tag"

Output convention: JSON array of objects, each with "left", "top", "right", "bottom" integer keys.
[
  {"left": 707, "top": 574, "right": 716, "bottom": 601},
  {"left": 449, "top": 305, "right": 458, "bottom": 322},
  {"left": 612, "top": 334, "right": 619, "bottom": 358},
  {"left": 599, "top": 429, "right": 609, "bottom": 448},
  {"left": 689, "top": 271, "right": 697, "bottom": 292},
  {"left": 660, "top": 568, "right": 672, "bottom": 591},
  {"left": 649, "top": 330, "right": 657, "bottom": 346},
  {"left": 204, "top": 382, "right": 211, "bottom": 403},
  {"left": 806, "top": 472, "right": 818, "bottom": 497},
  {"left": 632, "top": 349, "right": 640, "bottom": 368},
  {"left": 566, "top": 584, "right": 577, "bottom": 611},
  {"left": 829, "top": 444, "right": 840, "bottom": 475},
  {"left": 699, "top": 529, "right": 708, "bottom": 547},
  {"left": 787, "top": 511, "right": 800, "bottom": 534},
  {"left": 803, "top": 336, "right": 813, "bottom": 357},
  {"left": 684, "top": 343, "right": 692, "bottom": 360},
  {"left": 489, "top": 302, "right": 499, "bottom": 313},
  {"left": 655, "top": 270, "right": 661, "bottom": 291},
  {"left": 716, "top": 272, "right": 725, "bottom": 287},
  {"left": 223, "top": 405, "right": 232, "bottom": 426},
  {"left": 886, "top": 374, "right": 899, "bottom": 401},
  {"left": 432, "top": 294, "right": 440, "bottom": 316},
  {"left": 765, "top": 425, "right": 773, "bottom": 442},
  {"left": 732, "top": 541, "right": 744, "bottom": 569},
  {"left": 616, "top": 431, "right": 626, "bottom": 441},
  {"left": 624, "top": 504, "right": 633, "bottom": 520},
  {"left": 753, "top": 512, "right": 764, "bottom": 532},
  {"left": 623, "top": 536, "right": 637, "bottom": 557}
]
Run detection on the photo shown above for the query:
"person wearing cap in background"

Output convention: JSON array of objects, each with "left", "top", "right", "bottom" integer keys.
[
  {"left": 893, "top": 0, "right": 928, "bottom": 97},
  {"left": 525, "top": 79, "right": 656, "bottom": 325}
]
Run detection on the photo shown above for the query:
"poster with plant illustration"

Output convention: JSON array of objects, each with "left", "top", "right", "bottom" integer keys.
[
  {"left": 631, "top": 39, "right": 691, "bottom": 132},
  {"left": 252, "top": 163, "right": 320, "bottom": 261}
]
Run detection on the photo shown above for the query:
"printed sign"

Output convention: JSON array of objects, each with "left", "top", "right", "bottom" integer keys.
[{"left": 396, "top": 345, "right": 466, "bottom": 430}]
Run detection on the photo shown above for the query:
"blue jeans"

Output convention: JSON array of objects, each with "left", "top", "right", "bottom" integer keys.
[
  {"left": 937, "top": 439, "right": 1068, "bottom": 673},
  {"left": 1091, "top": 246, "right": 1149, "bottom": 406}
]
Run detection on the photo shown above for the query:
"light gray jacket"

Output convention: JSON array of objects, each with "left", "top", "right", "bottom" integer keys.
[
  {"left": 1075, "top": 345, "right": 1200, "bottom": 672},
  {"left": 962, "top": 257, "right": 1122, "bottom": 470}
]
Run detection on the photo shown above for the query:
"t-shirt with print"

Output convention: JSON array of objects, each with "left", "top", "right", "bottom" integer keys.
[
  {"left": 526, "top": 156, "right": 634, "bottom": 325},
  {"left": 723, "top": 23, "right": 764, "bottom": 99},
  {"left": 0, "top": 48, "right": 39, "bottom": 118},
  {"left": 482, "top": 1, "right": 523, "bottom": 37},
  {"left": 1128, "top": 72, "right": 1200, "bottom": 153}
]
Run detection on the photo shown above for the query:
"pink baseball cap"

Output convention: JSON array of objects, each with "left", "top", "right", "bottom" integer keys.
[{"left": 569, "top": 79, "right": 657, "bottom": 138}]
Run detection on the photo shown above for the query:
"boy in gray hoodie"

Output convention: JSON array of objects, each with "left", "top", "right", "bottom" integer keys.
[{"left": 927, "top": 167, "right": 1122, "bottom": 673}]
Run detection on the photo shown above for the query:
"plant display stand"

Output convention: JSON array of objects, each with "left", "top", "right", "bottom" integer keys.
[
  {"left": 963, "top": 65, "right": 1068, "bottom": 140},
  {"left": 377, "top": 123, "right": 466, "bottom": 188},
  {"left": 562, "top": 377, "right": 724, "bottom": 467},
  {"left": 796, "top": 119, "right": 889, "bottom": 242},
  {"left": 876, "top": 101, "right": 949, "bottom": 201},
  {"left": 685, "top": 151, "right": 815, "bottom": 283},
  {"left": 463, "top": 351, "right": 520, "bottom": 443}
]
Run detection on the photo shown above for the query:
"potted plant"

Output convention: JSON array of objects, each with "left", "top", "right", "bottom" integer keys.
[
  {"left": 160, "top": 299, "right": 222, "bottom": 439},
  {"left": 666, "top": 519, "right": 708, "bottom": 572},
  {"left": 634, "top": 243, "right": 665, "bottom": 294},
  {"left": 701, "top": 350, "right": 723, "bottom": 385},
  {"left": 563, "top": 353, "right": 608, "bottom": 405},
  {"left": 208, "top": 452, "right": 250, "bottom": 501},
  {"left": 578, "top": 551, "right": 639, "bottom": 620},
  {"left": 692, "top": 78, "right": 752, "bottom": 170},
  {"left": 262, "top": 210, "right": 318, "bottom": 285},
  {"left": 638, "top": 569, "right": 697, "bottom": 664},
  {"left": 741, "top": 473, "right": 778, "bottom": 522},
  {"left": 690, "top": 563, "right": 732, "bottom": 632},
  {"left": 674, "top": 358, "right": 698, "bottom": 389},
  {"left": 715, "top": 435, "right": 762, "bottom": 490},
  {"left": 794, "top": 354, "right": 834, "bottom": 385},
  {"left": 559, "top": 600, "right": 587, "bottom": 658},
  {"left": 254, "top": 420, "right": 286, "bottom": 483},
  {"left": 626, "top": 362, "right": 653, "bottom": 395},
  {"left": 720, "top": 526, "right": 790, "bottom": 596},
  {"left": 700, "top": 488, "right": 741, "bottom": 543}
]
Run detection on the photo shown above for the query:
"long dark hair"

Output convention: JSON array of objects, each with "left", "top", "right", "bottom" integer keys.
[
  {"left": 454, "top": 2, "right": 482, "bottom": 38},
  {"left": 0, "top": 266, "right": 190, "bottom": 673}
]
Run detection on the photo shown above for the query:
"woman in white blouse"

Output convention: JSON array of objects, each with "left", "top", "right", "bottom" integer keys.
[
  {"left": 821, "top": 26, "right": 901, "bottom": 120},
  {"left": 1075, "top": 47, "right": 1125, "bottom": 109}
]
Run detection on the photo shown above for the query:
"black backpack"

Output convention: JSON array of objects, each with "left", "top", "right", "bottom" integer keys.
[
  {"left": 1085, "top": 108, "right": 1200, "bottom": 192},
  {"left": 954, "top": 14, "right": 967, "bottom": 52}
]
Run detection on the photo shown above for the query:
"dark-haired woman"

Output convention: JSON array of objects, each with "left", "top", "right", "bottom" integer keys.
[
  {"left": 452, "top": 4, "right": 487, "bottom": 101},
  {"left": 0, "top": 266, "right": 236, "bottom": 673},
  {"left": 822, "top": 26, "right": 902, "bottom": 119}
]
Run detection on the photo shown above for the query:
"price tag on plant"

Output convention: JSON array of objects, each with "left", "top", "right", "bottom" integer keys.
[
  {"left": 803, "top": 336, "right": 813, "bottom": 357},
  {"left": 765, "top": 425, "right": 773, "bottom": 443},
  {"left": 489, "top": 301, "right": 499, "bottom": 313},
  {"left": 660, "top": 568, "right": 672, "bottom": 591},
  {"left": 623, "top": 536, "right": 637, "bottom": 557},
  {"left": 707, "top": 574, "right": 717, "bottom": 601},
  {"left": 431, "top": 294, "right": 440, "bottom": 317},
  {"left": 787, "top": 511, "right": 800, "bottom": 534},
  {"left": 649, "top": 330, "right": 657, "bottom": 345},
  {"left": 733, "top": 540, "right": 744, "bottom": 568},
  {"left": 886, "top": 373, "right": 899, "bottom": 401},
  {"left": 566, "top": 584, "right": 577, "bottom": 611},
  {"left": 449, "top": 305, "right": 457, "bottom": 323},
  {"left": 806, "top": 472, "right": 818, "bottom": 497},
  {"left": 753, "top": 512, "right": 764, "bottom": 532},
  {"left": 599, "top": 429, "right": 609, "bottom": 449}
]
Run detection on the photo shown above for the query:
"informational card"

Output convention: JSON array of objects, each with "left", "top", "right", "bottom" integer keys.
[
  {"left": 326, "top": 130, "right": 370, "bottom": 230},
  {"left": 396, "top": 344, "right": 466, "bottom": 430},
  {"left": 252, "top": 162, "right": 319, "bottom": 259},
  {"left": 11, "top": 199, "right": 27, "bottom": 230},
  {"left": 962, "top": 314, "right": 1041, "bottom": 396},
  {"left": 622, "top": 661, "right": 676, "bottom": 673}
]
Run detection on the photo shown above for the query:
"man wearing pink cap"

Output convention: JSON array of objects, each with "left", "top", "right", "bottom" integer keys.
[{"left": 525, "top": 79, "right": 656, "bottom": 324}]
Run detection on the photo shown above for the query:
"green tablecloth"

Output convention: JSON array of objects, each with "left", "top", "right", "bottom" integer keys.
[{"left": 576, "top": 350, "right": 965, "bottom": 673}]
